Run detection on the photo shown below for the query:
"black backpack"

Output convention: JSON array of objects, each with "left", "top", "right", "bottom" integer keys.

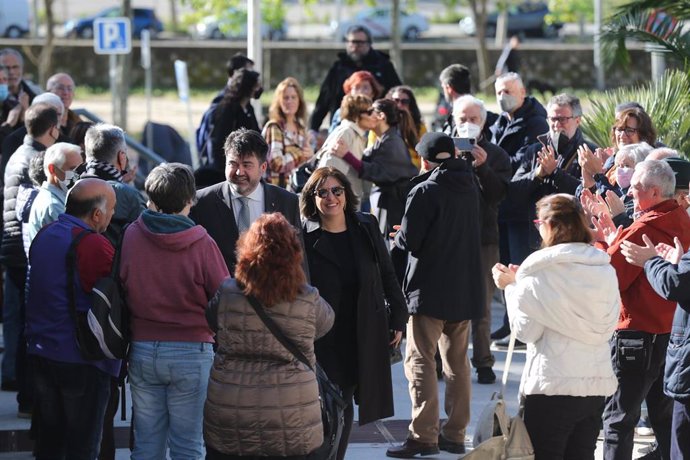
[{"left": 66, "top": 227, "right": 129, "bottom": 361}]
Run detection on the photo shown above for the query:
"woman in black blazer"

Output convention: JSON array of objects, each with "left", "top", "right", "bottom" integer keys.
[{"left": 300, "top": 166, "right": 408, "bottom": 460}]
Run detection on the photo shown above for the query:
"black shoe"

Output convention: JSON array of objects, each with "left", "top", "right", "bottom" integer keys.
[
  {"left": 493, "top": 337, "right": 526, "bottom": 349},
  {"left": 490, "top": 325, "right": 510, "bottom": 340},
  {"left": 386, "top": 439, "right": 440, "bottom": 458},
  {"left": 438, "top": 434, "right": 466, "bottom": 454},
  {"left": 477, "top": 367, "right": 496, "bottom": 384}
]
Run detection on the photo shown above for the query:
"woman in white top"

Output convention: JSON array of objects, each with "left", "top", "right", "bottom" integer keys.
[
  {"left": 493, "top": 193, "right": 620, "bottom": 460},
  {"left": 318, "top": 94, "right": 376, "bottom": 207}
]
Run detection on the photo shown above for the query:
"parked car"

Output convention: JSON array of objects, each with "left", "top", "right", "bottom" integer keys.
[
  {"left": 0, "top": 0, "right": 30, "bottom": 38},
  {"left": 64, "top": 7, "right": 164, "bottom": 39},
  {"left": 191, "top": 10, "right": 287, "bottom": 41},
  {"left": 331, "top": 7, "right": 429, "bottom": 41},
  {"left": 459, "top": 1, "right": 562, "bottom": 38}
]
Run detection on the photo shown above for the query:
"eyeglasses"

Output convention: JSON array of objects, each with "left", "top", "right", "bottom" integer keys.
[
  {"left": 613, "top": 126, "right": 639, "bottom": 136},
  {"left": 548, "top": 116, "right": 575, "bottom": 123},
  {"left": 315, "top": 186, "right": 345, "bottom": 198},
  {"left": 52, "top": 84, "right": 74, "bottom": 93},
  {"left": 532, "top": 219, "right": 545, "bottom": 230},
  {"left": 393, "top": 98, "right": 411, "bottom": 106},
  {"left": 347, "top": 39, "right": 369, "bottom": 46}
]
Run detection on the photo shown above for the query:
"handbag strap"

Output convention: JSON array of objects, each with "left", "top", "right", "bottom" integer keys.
[
  {"left": 246, "top": 295, "right": 315, "bottom": 373},
  {"left": 500, "top": 331, "right": 517, "bottom": 399}
]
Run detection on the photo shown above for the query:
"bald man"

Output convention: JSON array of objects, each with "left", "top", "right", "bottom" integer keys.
[
  {"left": 47, "top": 72, "right": 82, "bottom": 133},
  {"left": 26, "top": 177, "right": 119, "bottom": 459}
]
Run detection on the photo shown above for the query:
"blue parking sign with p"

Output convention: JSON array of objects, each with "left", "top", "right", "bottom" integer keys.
[{"left": 94, "top": 18, "right": 131, "bottom": 55}]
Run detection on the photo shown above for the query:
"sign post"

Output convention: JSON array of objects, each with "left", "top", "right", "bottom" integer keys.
[
  {"left": 93, "top": 17, "right": 132, "bottom": 123},
  {"left": 174, "top": 60, "right": 199, "bottom": 170}
]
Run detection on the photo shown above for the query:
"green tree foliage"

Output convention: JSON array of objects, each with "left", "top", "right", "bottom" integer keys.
[
  {"left": 581, "top": 69, "right": 690, "bottom": 156},
  {"left": 181, "top": 0, "right": 287, "bottom": 31}
]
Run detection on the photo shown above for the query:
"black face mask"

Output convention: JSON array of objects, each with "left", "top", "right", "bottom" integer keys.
[{"left": 253, "top": 87, "right": 264, "bottom": 99}]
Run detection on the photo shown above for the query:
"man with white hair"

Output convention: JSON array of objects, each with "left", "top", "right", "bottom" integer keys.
[
  {"left": 0, "top": 48, "right": 41, "bottom": 129},
  {"left": 81, "top": 123, "right": 145, "bottom": 245},
  {"left": 47, "top": 72, "right": 82, "bottom": 133},
  {"left": 27, "top": 142, "right": 82, "bottom": 242},
  {"left": 452, "top": 94, "right": 511, "bottom": 384},
  {"left": 489, "top": 72, "right": 548, "bottom": 343},
  {"left": 592, "top": 160, "right": 690, "bottom": 460}
]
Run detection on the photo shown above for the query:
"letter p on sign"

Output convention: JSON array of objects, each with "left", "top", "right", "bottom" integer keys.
[{"left": 94, "top": 18, "right": 132, "bottom": 55}]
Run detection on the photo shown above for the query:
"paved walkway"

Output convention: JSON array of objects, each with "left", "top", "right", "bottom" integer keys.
[{"left": 0, "top": 298, "right": 656, "bottom": 458}]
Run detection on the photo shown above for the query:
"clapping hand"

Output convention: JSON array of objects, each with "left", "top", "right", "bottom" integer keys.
[
  {"left": 591, "top": 211, "right": 621, "bottom": 246},
  {"left": 656, "top": 237, "right": 685, "bottom": 265},
  {"left": 621, "top": 234, "right": 658, "bottom": 267},
  {"left": 492, "top": 263, "right": 518, "bottom": 290}
]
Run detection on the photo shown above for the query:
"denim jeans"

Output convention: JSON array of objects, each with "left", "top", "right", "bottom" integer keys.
[
  {"left": 672, "top": 399, "right": 690, "bottom": 459},
  {"left": 129, "top": 341, "right": 214, "bottom": 460},
  {"left": 31, "top": 354, "right": 111, "bottom": 460}
]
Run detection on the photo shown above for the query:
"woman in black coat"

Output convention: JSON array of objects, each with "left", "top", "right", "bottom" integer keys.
[
  {"left": 300, "top": 166, "right": 408, "bottom": 460},
  {"left": 210, "top": 69, "right": 262, "bottom": 169}
]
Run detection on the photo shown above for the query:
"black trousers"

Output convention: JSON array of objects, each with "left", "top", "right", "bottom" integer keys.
[
  {"left": 603, "top": 332, "right": 672, "bottom": 460},
  {"left": 524, "top": 394, "right": 605, "bottom": 460},
  {"left": 672, "top": 399, "right": 690, "bottom": 459}
]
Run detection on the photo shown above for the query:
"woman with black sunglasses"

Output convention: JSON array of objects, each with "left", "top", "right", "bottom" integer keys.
[{"left": 300, "top": 166, "right": 408, "bottom": 460}]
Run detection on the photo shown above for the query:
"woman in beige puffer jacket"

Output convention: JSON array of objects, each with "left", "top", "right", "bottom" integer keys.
[{"left": 203, "top": 213, "right": 334, "bottom": 459}]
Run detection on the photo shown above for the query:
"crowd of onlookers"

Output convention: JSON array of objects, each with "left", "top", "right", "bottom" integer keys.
[{"left": 1, "top": 20, "right": 690, "bottom": 460}]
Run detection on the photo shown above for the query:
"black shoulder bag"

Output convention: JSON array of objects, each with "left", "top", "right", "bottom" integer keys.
[{"left": 246, "top": 295, "right": 346, "bottom": 460}]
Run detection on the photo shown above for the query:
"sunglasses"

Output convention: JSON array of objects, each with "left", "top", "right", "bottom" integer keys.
[
  {"left": 362, "top": 108, "right": 375, "bottom": 115},
  {"left": 393, "top": 98, "right": 411, "bottom": 106},
  {"left": 315, "top": 186, "right": 345, "bottom": 198}
]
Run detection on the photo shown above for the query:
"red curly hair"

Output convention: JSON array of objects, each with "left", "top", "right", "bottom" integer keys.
[{"left": 235, "top": 213, "right": 306, "bottom": 307}]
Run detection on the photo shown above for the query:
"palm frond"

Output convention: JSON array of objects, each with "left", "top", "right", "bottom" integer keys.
[{"left": 601, "top": 7, "right": 690, "bottom": 67}]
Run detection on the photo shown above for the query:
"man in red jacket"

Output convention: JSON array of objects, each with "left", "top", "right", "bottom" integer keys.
[{"left": 593, "top": 159, "right": 690, "bottom": 460}]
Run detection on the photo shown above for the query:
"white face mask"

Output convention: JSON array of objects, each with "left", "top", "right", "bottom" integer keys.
[
  {"left": 616, "top": 166, "right": 634, "bottom": 190},
  {"left": 457, "top": 122, "right": 481, "bottom": 140},
  {"left": 58, "top": 169, "right": 76, "bottom": 192}
]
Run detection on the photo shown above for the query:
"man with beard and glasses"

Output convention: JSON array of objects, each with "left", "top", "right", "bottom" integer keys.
[
  {"left": 190, "top": 128, "right": 302, "bottom": 274},
  {"left": 510, "top": 93, "right": 596, "bottom": 244},
  {"left": 309, "top": 25, "right": 401, "bottom": 135}
]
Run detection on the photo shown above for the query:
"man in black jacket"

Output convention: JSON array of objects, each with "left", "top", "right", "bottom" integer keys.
[
  {"left": 511, "top": 93, "right": 596, "bottom": 234},
  {"left": 309, "top": 25, "right": 401, "bottom": 133},
  {"left": 490, "top": 72, "right": 548, "bottom": 342},
  {"left": 452, "top": 95, "right": 511, "bottom": 384},
  {"left": 387, "top": 133, "right": 484, "bottom": 458}
]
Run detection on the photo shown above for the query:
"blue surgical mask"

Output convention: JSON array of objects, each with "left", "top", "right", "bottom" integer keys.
[{"left": 0, "top": 84, "right": 8, "bottom": 102}]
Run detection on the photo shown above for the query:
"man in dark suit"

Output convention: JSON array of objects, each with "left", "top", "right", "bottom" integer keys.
[{"left": 190, "top": 128, "right": 301, "bottom": 274}]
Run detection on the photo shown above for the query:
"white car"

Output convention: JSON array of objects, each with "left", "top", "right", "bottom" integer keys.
[
  {"left": 191, "top": 11, "right": 286, "bottom": 41},
  {"left": 331, "top": 7, "right": 429, "bottom": 41}
]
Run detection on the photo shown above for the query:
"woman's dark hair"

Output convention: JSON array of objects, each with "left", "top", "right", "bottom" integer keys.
[
  {"left": 387, "top": 85, "right": 423, "bottom": 130},
  {"left": 611, "top": 107, "right": 656, "bottom": 147},
  {"left": 300, "top": 167, "right": 359, "bottom": 220},
  {"left": 144, "top": 163, "right": 196, "bottom": 214},
  {"left": 373, "top": 98, "right": 418, "bottom": 148},
  {"left": 340, "top": 94, "right": 372, "bottom": 122},
  {"left": 235, "top": 213, "right": 306, "bottom": 307},
  {"left": 536, "top": 193, "right": 593, "bottom": 248},
  {"left": 217, "top": 69, "right": 261, "bottom": 123},
  {"left": 68, "top": 121, "right": 95, "bottom": 158}
]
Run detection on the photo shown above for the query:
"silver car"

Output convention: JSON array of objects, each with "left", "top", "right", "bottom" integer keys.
[{"left": 331, "top": 7, "right": 429, "bottom": 41}]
